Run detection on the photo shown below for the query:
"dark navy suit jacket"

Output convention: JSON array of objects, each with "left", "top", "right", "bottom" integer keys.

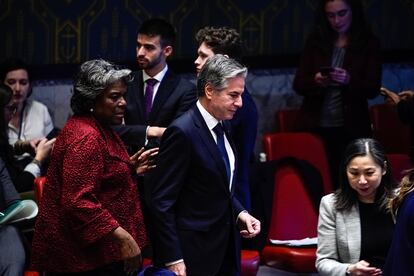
[
  {"left": 148, "top": 105, "right": 245, "bottom": 275},
  {"left": 115, "top": 69, "right": 197, "bottom": 150},
  {"left": 230, "top": 89, "right": 258, "bottom": 211}
]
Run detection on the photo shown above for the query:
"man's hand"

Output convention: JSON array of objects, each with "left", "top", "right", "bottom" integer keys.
[
  {"left": 167, "top": 261, "right": 186, "bottom": 276},
  {"left": 237, "top": 212, "right": 261, "bottom": 238}
]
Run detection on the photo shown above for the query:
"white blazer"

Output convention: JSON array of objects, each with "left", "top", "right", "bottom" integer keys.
[{"left": 316, "top": 193, "right": 361, "bottom": 276}]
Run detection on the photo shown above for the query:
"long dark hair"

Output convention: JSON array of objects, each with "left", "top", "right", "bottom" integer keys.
[
  {"left": 335, "top": 138, "right": 398, "bottom": 211},
  {"left": 312, "top": 0, "right": 373, "bottom": 53}
]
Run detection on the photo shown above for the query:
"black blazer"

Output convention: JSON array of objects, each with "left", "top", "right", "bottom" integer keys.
[
  {"left": 148, "top": 105, "right": 245, "bottom": 275},
  {"left": 115, "top": 69, "right": 197, "bottom": 150}
]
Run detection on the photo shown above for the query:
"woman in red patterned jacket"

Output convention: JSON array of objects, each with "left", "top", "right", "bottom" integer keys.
[{"left": 31, "top": 59, "right": 157, "bottom": 276}]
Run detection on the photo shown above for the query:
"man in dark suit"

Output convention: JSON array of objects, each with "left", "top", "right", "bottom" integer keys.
[
  {"left": 116, "top": 18, "right": 197, "bottom": 150},
  {"left": 194, "top": 26, "right": 258, "bottom": 211},
  {"left": 149, "top": 55, "right": 261, "bottom": 276}
]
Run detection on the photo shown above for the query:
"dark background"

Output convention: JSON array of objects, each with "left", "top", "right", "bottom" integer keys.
[{"left": 1, "top": 0, "right": 414, "bottom": 79}]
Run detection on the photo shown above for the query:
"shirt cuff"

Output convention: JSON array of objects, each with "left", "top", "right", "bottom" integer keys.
[
  {"left": 165, "top": 259, "right": 184, "bottom": 266},
  {"left": 24, "top": 162, "right": 41, "bottom": 177},
  {"left": 145, "top": 126, "right": 150, "bottom": 145},
  {"left": 236, "top": 210, "right": 248, "bottom": 223}
]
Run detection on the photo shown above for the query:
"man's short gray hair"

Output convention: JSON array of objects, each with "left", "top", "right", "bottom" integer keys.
[
  {"left": 71, "top": 59, "right": 132, "bottom": 115},
  {"left": 197, "top": 54, "right": 247, "bottom": 97}
]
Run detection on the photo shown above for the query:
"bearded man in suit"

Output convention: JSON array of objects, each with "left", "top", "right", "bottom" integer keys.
[{"left": 115, "top": 18, "right": 197, "bottom": 150}]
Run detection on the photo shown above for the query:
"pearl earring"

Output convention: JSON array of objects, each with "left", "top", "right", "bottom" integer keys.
[{"left": 90, "top": 108, "right": 94, "bottom": 112}]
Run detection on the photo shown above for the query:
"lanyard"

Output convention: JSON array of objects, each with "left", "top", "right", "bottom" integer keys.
[{"left": 17, "top": 101, "right": 26, "bottom": 140}]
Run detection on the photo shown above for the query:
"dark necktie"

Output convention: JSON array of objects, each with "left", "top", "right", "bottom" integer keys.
[
  {"left": 144, "top": 78, "right": 157, "bottom": 118},
  {"left": 213, "top": 123, "right": 231, "bottom": 183}
]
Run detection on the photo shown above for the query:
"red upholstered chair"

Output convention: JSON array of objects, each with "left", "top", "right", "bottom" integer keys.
[
  {"left": 262, "top": 132, "right": 333, "bottom": 194},
  {"left": 241, "top": 250, "right": 260, "bottom": 276},
  {"left": 34, "top": 176, "right": 46, "bottom": 203},
  {"left": 370, "top": 104, "right": 411, "bottom": 154},
  {"left": 24, "top": 271, "right": 40, "bottom": 276},
  {"left": 386, "top": 153, "right": 413, "bottom": 182},
  {"left": 275, "top": 109, "right": 302, "bottom": 132},
  {"left": 261, "top": 164, "right": 318, "bottom": 273}
]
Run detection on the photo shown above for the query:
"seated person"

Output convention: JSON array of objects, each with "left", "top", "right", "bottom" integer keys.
[
  {"left": 0, "top": 157, "right": 27, "bottom": 276},
  {"left": 0, "top": 84, "right": 48, "bottom": 275},
  {"left": 317, "top": 138, "right": 398, "bottom": 275},
  {"left": 0, "top": 84, "right": 55, "bottom": 192},
  {"left": 380, "top": 86, "right": 414, "bottom": 160},
  {"left": 0, "top": 58, "right": 54, "bottom": 167}
]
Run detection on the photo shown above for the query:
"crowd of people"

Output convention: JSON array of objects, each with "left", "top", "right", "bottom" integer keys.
[{"left": 1, "top": 0, "right": 414, "bottom": 275}]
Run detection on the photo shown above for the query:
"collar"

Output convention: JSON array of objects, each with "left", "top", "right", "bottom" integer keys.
[
  {"left": 142, "top": 64, "right": 168, "bottom": 83},
  {"left": 196, "top": 100, "right": 220, "bottom": 132}
]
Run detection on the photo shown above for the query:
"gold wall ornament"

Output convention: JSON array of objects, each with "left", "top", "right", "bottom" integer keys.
[
  {"left": 32, "top": 0, "right": 106, "bottom": 64},
  {"left": 217, "top": 0, "right": 288, "bottom": 55}
]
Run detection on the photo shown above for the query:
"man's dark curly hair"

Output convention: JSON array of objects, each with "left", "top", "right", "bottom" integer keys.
[{"left": 195, "top": 27, "right": 242, "bottom": 60}]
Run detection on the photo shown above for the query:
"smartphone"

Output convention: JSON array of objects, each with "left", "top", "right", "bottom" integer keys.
[
  {"left": 320, "top": 66, "right": 334, "bottom": 76},
  {"left": 46, "top": 128, "right": 60, "bottom": 140}
]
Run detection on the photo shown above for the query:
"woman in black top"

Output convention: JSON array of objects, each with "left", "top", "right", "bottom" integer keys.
[{"left": 316, "top": 138, "right": 398, "bottom": 275}]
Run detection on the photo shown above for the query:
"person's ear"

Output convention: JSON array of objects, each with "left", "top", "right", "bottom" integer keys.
[
  {"left": 205, "top": 83, "right": 214, "bottom": 99},
  {"left": 164, "top": 46, "right": 173, "bottom": 58}
]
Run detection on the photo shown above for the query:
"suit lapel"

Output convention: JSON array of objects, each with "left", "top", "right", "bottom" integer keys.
[
  {"left": 191, "top": 107, "right": 232, "bottom": 192},
  {"left": 149, "top": 70, "right": 179, "bottom": 121},
  {"left": 344, "top": 205, "right": 361, "bottom": 262},
  {"left": 130, "top": 71, "right": 146, "bottom": 120}
]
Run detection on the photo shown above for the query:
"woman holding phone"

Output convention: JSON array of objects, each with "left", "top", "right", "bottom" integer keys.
[{"left": 293, "top": 0, "right": 381, "bottom": 185}]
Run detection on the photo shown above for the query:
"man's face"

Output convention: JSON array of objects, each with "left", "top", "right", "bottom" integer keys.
[
  {"left": 194, "top": 42, "right": 215, "bottom": 76},
  {"left": 136, "top": 34, "right": 171, "bottom": 73},
  {"left": 206, "top": 76, "right": 245, "bottom": 121}
]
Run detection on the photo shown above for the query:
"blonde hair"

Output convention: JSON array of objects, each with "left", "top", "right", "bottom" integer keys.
[{"left": 388, "top": 168, "right": 414, "bottom": 220}]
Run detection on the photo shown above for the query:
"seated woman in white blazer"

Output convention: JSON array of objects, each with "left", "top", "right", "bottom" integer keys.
[{"left": 316, "top": 138, "right": 398, "bottom": 276}]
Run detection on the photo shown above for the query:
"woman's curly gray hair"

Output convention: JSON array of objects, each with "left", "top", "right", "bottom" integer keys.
[{"left": 71, "top": 59, "right": 132, "bottom": 115}]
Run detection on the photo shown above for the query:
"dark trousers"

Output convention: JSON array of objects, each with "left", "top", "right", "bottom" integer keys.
[
  {"left": 0, "top": 225, "right": 26, "bottom": 276},
  {"left": 317, "top": 126, "right": 350, "bottom": 189},
  {"left": 215, "top": 231, "right": 239, "bottom": 276}
]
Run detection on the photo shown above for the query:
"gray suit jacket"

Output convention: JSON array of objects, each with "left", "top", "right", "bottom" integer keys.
[{"left": 316, "top": 193, "right": 361, "bottom": 276}]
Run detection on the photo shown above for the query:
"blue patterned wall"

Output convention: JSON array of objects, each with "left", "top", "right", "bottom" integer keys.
[{"left": 1, "top": 0, "right": 414, "bottom": 65}]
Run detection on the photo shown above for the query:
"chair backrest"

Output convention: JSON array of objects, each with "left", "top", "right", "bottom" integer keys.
[
  {"left": 268, "top": 164, "right": 318, "bottom": 240},
  {"left": 386, "top": 153, "right": 413, "bottom": 182},
  {"left": 370, "top": 104, "right": 411, "bottom": 154},
  {"left": 34, "top": 176, "right": 46, "bottom": 203},
  {"left": 262, "top": 132, "right": 333, "bottom": 194},
  {"left": 275, "top": 109, "right": 302, "bottom": 132}
]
